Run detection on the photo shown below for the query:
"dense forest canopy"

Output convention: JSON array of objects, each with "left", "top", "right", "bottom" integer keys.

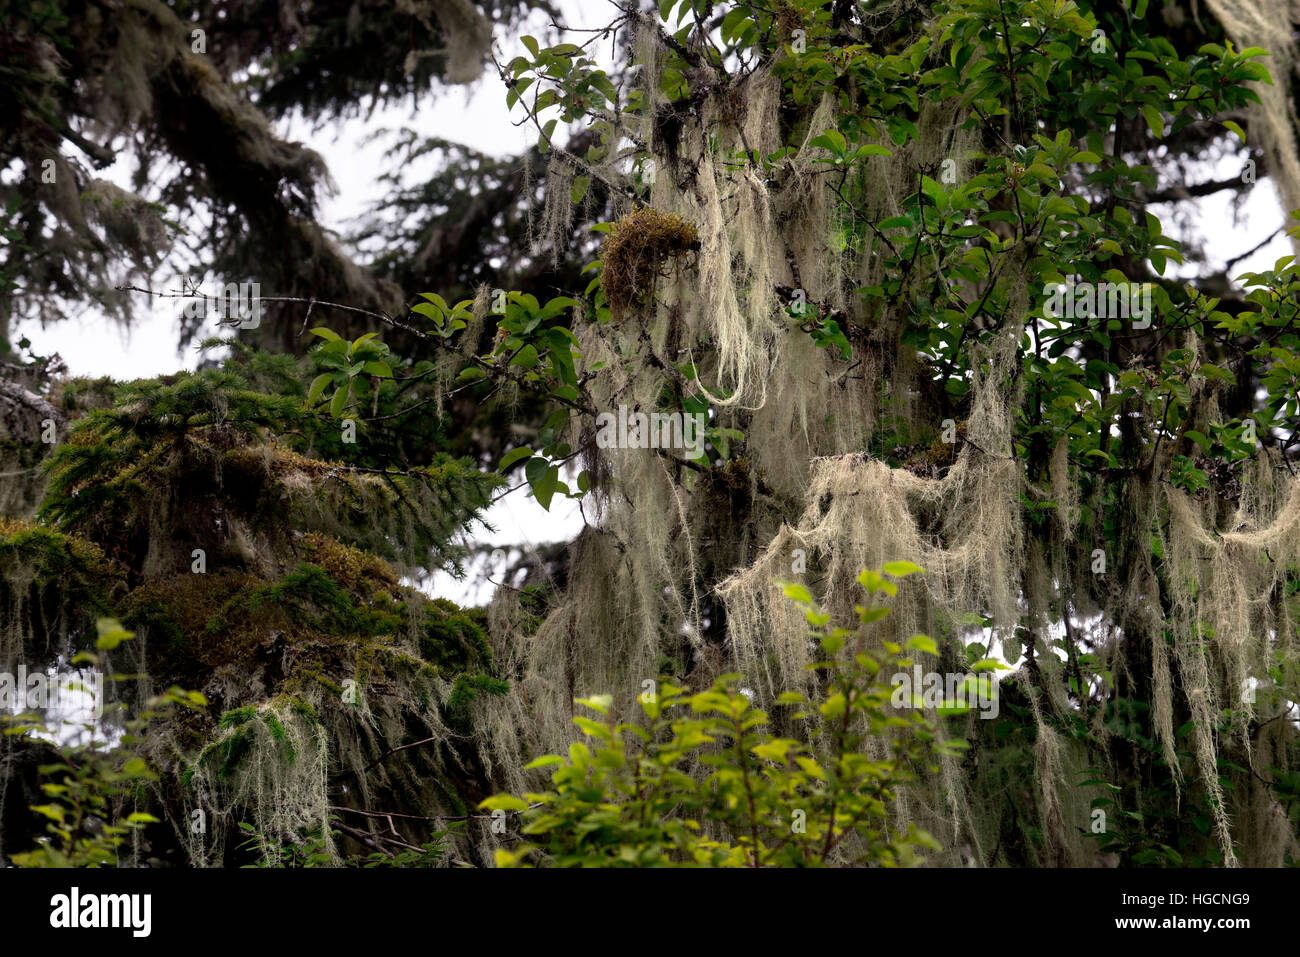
[{"left": 4, "top": 0, "right": 1300, "bottom": 870}]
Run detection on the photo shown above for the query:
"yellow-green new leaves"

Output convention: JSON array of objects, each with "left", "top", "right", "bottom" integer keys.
[
  {"left": 305, "top": 328, "right": 395, "bottom": 419},
  {"left": 574, "top": 693, "right": 613, "bottom": 715},
  {"left": 906, "top": 634, "right": 939, "bottom": 655},
  {"left": 779, "top": 581, "right": 813, "bottom": 603},
  {"left": 479, "top": 794, "right": 530, "bottom": 813},
  {"left": 95, "top": 617, "right": 133, "bottom": 651},
  {"left": 481, "top": 562, "right": 960, "bottom": 867}
]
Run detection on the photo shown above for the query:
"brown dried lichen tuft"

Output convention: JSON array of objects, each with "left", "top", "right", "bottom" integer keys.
[
  {"left": 601, "top": 207, "right": 699, "bottom": 321},
  {"left": 774, "top": 0, "right": 804, "bottom": 41}
]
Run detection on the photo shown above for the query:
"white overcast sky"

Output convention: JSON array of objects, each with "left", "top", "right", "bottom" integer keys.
[{"left": 10, "top": 3, "right": 1294, "bottom": 603}]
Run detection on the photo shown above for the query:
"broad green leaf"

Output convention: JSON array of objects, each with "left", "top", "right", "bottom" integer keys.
[
  {"left": 305, "top": 373, "right": 333, "bottom": 406},
  {"left": 809, "top": 129, "right": 848, "bottom": 154},
  {"left": 499, "top": 446, "right": 534, "bottom": 470},
  {"left": 329, "top": 383, "right": 350, "bottom": 418},
  {"left": 524, "top": 456, "right": 549, "bottom": 484},
  {"left": 1141, "top": 104, "right": 1164, "bottom": 138},
  {"left": 532, "top": 465, "right": 560, "bottom": 510}
]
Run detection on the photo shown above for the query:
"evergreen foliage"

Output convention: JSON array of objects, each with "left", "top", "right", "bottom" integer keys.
[{"left": 8, "top": 0, "right": 1300, "bottom": 871}]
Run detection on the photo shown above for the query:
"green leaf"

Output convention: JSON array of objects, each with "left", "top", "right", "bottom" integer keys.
[
  {"left": 780, "top": 582, "right": 814, "bottom": 603},
  {"left": 95, "top": 618, "right": 133, "bottom": 650},
  {"left": 523, "top": 755, "right": 566, "bottom": 770},
  {"left": 412, "top": 302, "right": 445, "bottom": 326},
  {"left": 524, "top": 456, "right": 549, "bottom": 485},
  {"left": 510, "top": 345, "right": 540, "bottom": 369},
  {"left": 920, "top": 175, "right": 947, "bottom": 210},
  {"left": 1141, "top": 104, "right": 1164, "bottom": 138},
  {"left": 348, "top": 333, "right": 380, "bottom": 356},
  {"left": 544, "top": 329, "right": 577, "bottom": 384},
  {"left": 499, "top": 446, "right": 535, "bottom": 470},
  {"left": 809, "top": 129, "right": 848, "bottom": 154},
  {"left": 752, "top": 740, "right": 794, "bottom": 763},
  {"left": 479, "top": 794, "right": 530, "bottom": 812},
  {"left": 882, "top": 560, "right": 926, "bottom": 577},
  {"left": 532, "top": 465, "right": 560, "bottom": 510},
  {"left": 906, "top": 634, "right": 939, "bottom": 655},
  {"left": 329, "top": 383, "right": 350, "bottom": 418},
  {"left": 575, "top": 694, "right": 613, "bottom": 714},
  {"left": 573, "top": 716, "right": 612, "bottom": 740},
  {"left": 305, "top": 373, "right": 333, "bottom": 407},
  {"left": 539, "top": 118, "right": 558, "bottom": 151}
]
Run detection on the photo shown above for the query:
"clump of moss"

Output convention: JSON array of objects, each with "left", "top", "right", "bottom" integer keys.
[
  {"left": 904, "top": 420, "right": 968, "bottom": 477},
  {"left": 263, "top": 711, "right": 288, "bottom": 743},
  {"left": 0, "top": 518, "right": 122, "bottom": 658},
  {"left": 53, "top": 376, "right": 117, "bottom": 415},
  {"left": 124, "top": 560, "right": 413, "bottom": 698},
  {"left": 246, "top": 562, "right": 368, "bottom": 636},
  {"left": 125, "top": 572, "right": 271, "bottom": 684},
  {"left": 601, "top": 207, "right": 699, "bottom": 321},
  {"left": 297, "top": 532, "right": 399, "bottom": 601},
  {"left": 774, "top": 0, "right": 804, "bottom": 40},
  {"left": 699, "top": 457, "right": 754, "bottom": 517}
]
